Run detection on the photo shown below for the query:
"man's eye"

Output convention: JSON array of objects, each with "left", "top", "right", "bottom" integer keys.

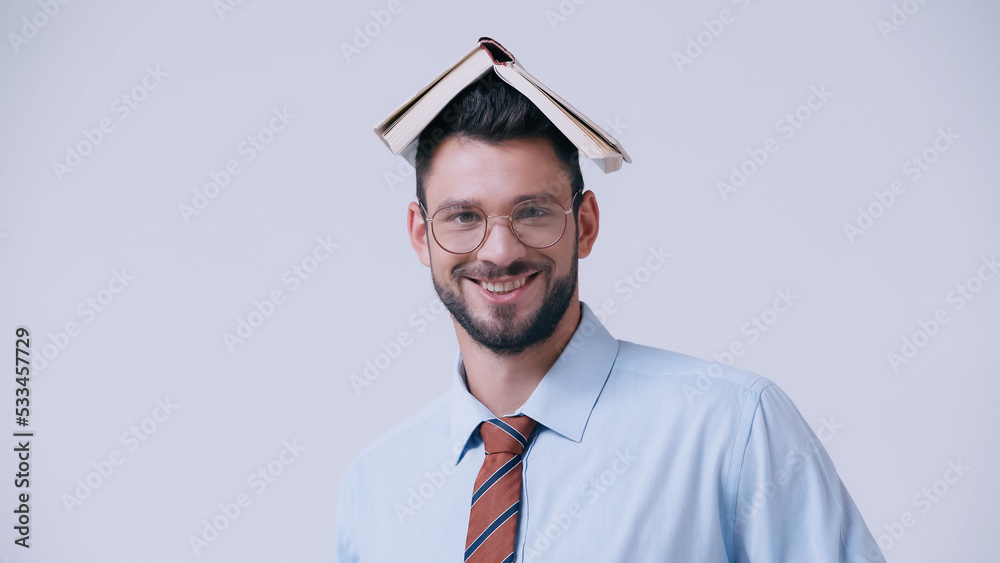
[
  {"left": 443, "top": 208, "right": 484, "bottom": 226},
  {"left": 515, "top": 205, "right": 554, "bottom": 221}
]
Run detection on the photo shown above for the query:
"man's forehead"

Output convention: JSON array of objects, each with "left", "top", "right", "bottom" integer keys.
[{"left": 423, "top": 136, "right": 573, "bottom": 205}]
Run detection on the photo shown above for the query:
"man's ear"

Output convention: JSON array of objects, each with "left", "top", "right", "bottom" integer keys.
[
  {"left": 576, "top": 190, "right": 599, "bottom": 258},
  {"left": 407, "top": 201, "right": 432, "bottom": 267}
]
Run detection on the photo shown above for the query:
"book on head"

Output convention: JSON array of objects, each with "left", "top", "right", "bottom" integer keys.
[{"left": 373, "top": 37, "right": 631, "bottom": 173}]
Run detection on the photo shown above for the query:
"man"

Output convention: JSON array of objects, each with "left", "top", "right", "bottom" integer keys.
[{"left": 337, "top": 74, "right": 884, "bottom": 562}]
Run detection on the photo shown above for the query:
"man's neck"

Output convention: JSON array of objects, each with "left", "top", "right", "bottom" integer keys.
[{"left": 456, "top": 300, "right": 582, "bottom": 417}]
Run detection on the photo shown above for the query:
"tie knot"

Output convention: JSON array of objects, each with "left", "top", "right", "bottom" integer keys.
[{"left": 480, "top": 416, "right": 536, "bottom": 456}]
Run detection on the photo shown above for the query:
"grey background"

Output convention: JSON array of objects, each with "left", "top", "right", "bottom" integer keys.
[{"left": 1, "top": 0, "right": 997, "bottom": 561}]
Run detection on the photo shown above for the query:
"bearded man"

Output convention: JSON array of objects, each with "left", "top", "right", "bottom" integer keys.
[{"left": 336, "top": 73, "right": 883, "bottom": 563}]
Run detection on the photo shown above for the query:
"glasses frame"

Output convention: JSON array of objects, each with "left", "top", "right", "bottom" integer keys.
[{"left": 421, "top": 192, "right": 580, "bottom": 255}]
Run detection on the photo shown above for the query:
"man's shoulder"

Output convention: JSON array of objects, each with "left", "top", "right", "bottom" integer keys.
[{"left": 611, "top": 339, "right": 776, "bottom": 400}]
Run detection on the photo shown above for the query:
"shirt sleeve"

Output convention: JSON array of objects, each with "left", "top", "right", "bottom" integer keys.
[
  {"left": 336, "top": 463, "right": 360, "bottom": 563},
  {"left": 731, "top": 383, "right": 884, "bottom": 563}
]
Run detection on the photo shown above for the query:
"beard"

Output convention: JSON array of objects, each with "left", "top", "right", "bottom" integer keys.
[{"left": 432, "top": 257, "right": 578, "bottom": 356}]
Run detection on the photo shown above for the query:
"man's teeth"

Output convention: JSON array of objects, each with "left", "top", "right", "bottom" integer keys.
[{"left": 480, "top": 277, "right": 526, "bottom": 294}]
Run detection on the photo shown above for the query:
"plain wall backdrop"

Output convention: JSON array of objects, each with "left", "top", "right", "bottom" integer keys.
[{"left": 1, "top": 0, "right": 997, "bottom": 561}]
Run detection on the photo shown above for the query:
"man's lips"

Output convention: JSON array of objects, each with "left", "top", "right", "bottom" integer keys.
[{"left": 465, "top": 273, "right": 538, "bottom": 296}]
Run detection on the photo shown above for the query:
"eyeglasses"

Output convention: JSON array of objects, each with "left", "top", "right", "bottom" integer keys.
[{"left": 421, "top": 193, "right": 578, "bottom": 255}]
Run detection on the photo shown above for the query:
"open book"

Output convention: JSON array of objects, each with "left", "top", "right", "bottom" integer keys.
[{"left": 373, "top": 37, "right": 631, "bottom": 173}]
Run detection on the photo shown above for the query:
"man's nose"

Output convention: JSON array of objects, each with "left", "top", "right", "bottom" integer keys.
[{"left": 474, "top": 216, "right": 527, "bottom": 267}]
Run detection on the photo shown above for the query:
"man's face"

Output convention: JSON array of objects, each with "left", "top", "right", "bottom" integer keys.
[{"left": 410, "top": 136, "right": 588, "bottom": 355}]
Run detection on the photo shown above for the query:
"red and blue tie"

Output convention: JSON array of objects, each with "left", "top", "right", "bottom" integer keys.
[{"left": 465, "top": 416, "right": 537, "bottom": 563}]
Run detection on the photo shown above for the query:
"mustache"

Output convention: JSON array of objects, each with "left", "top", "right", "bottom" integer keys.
[{"left": 452, "top": 260, "right": 552, "bottom": 281}]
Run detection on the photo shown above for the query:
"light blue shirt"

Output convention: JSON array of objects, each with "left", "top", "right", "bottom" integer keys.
[{"left": 336, "top": 304, "right": 884, "bottom": 562}]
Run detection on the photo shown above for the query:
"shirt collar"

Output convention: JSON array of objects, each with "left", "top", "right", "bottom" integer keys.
[{"left": 449, "top": 303, "right": 620, "bottom": 465}]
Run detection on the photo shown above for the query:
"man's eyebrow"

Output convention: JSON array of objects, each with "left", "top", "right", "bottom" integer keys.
[
  {"left": 435, "top": 192, "right": 565, "bottom": 210},
  {"left": 436, "top": 197, "right": 481, "bottom": 209},
  {"left": 511, "top": 192, "right": 564, "bottom": 204}
]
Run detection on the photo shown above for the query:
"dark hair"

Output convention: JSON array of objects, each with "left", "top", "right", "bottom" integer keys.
[{"left": 414, "top": 74, "right": 584, "bottom": 216}]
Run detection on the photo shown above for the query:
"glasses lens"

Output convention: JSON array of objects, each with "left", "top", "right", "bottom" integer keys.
[
  {"left": 431, "top": 205, "right": 486, "bottom": 253},
  {"left": 512, "top": 199, "right": 568, "bottom": 248}
]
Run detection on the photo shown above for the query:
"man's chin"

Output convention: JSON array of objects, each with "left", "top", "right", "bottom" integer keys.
[
  {"left": 433, "top": 260, "right": 578, "bottom": 356},
  {"left": 447, "top": 299, "right": 536, "bottom": 352},
  {"left": 465, "top": 303, "right": 533, "bottom": 334}
]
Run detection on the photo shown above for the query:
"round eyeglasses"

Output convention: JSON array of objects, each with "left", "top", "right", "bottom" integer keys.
[{"left": 422, "top": 193, "right": 578, "bottom": 255}]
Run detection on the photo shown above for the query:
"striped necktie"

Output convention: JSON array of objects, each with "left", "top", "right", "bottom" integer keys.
[{"left": 465, "top": 416, "right": 537, "bottom": 563}]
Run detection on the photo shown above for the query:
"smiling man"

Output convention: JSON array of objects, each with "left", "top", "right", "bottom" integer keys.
[
  {"left": 336, "top": 68, "right": 884, "bottom": 562},
  {"left": 410, "top": 131, "right": 593, "bottom": 419}
]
